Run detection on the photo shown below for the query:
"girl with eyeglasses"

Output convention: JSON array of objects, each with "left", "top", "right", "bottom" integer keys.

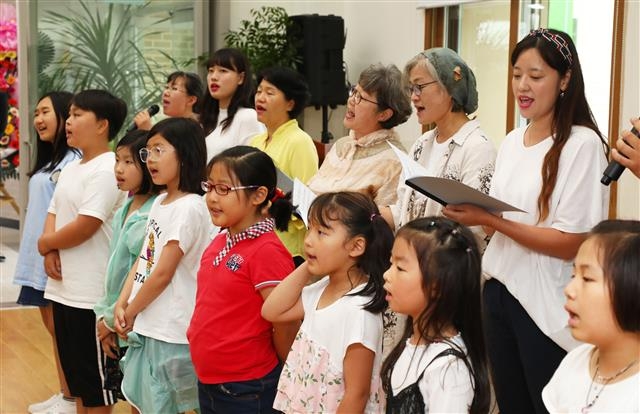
[
  {"left": 200, "top": 48, "right": 265, "bottom": 161},
  {"left": 443, "top": 28, "right": 610, "bottom": 413},
  {"left": 114, "top": 117, "right": 212, "bottom": 413},
  {"left": 381, "top": 48, "right": 496, "bottom": 249},
  {"left": 188, "top": 145, "right": 299, "bottom": 414},
  {"left": 132, "top": 71, "right": 204, "bottom": 130}
]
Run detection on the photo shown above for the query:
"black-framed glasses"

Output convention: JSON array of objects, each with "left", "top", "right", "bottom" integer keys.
[
  {"left": 139, "top": 146, "right": 173, "bottom": 163},
  {"left": 406, "top": 80, "right": 439, "bottom": 97},
  {"left": 201, "top": 181, "right": 259, "bottom": 196},
  {"left": 348, "top": 86, "right": 378, "bottom": 105}
]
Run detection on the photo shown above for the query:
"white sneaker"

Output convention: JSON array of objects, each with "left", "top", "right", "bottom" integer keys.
[
  {"left": 28, "top": 394, "right": 62, "bottom": 413},
  {"left": 31, "top": 396, "right": 76, "bottom": 414}
]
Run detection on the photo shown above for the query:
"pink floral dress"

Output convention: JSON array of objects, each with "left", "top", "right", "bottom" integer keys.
[{"left": 273, "top": 276, "right": 383, "bottom": 413}]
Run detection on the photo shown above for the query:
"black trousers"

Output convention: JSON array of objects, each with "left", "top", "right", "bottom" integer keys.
[{"left": 483, "top": 279, "right": 566, "bottom": 414}]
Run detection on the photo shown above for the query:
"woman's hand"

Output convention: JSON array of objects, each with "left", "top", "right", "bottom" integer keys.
[
  {"left": 442, "top": 203, "right": 497, "bottom": 227},
  {"left": 133, "top": 110, "right": 153, "bottom": 131},
  {"left": 612, "top": 117, "right": 640, "bottom": 179}
]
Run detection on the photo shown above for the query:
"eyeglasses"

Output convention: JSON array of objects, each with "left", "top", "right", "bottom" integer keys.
[
  {"left": 139, "top": 146, "right": 173, "bottom": 163},
  {"left": 164, "top": 84, "right": 187, "bottom": 94},
  {"left": 406, "top": 80, "right": 439, "bottom": 97},
  {"left": 348, "top": 86, "right": 378, "bottom": 105},
  {"left": 201, "top": 181, "right": 259, "bottom": 195}
]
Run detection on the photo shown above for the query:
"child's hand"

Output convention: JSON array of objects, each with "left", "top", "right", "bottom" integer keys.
[
  {"left": 43, "top": 251, "right": 62, "bottom": 280},
  {"left": 96, "top": 318, "right": 113, "bottom": 341},
  {"left": 37, "top": 234, "right": 52, "bottom": 256},
  {"left": 114, "top": 304, "right": 130, "bottom": 339},
  {"left": 100, "top": 333, "right": 119, "bottom": 359}
]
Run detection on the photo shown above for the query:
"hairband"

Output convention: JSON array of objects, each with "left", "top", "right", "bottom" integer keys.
[
  {"left": 528, "top": 28, "right": 573, "bottom": 66},
  {"left": 270, "top": 188, "right": 285, "bottom": 203}
]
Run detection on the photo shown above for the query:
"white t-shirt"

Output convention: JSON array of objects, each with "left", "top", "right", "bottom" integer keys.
[
  {"left": 205, "top": 107, "right": 264, "bottom": 162},
  {"left": 128, "top": 193, "right": 212, "bottom": 344},
  {"left": 45, "top": 152, "right": 125, "bottom": 309},
  {"left": 301, "top": 276, "right": 382, "bottom": 370},
  {"left": 274, "top": 276, "right": 383, "bottom": 413},
  {"left": 391, "top": 335, "right": 474, "bottom": 413},
  {"left": 483, "top": 125, "right": 608, "bottom": 351},
  {"left": 542, "top": 343, "right": 640, "bottom": 413}
]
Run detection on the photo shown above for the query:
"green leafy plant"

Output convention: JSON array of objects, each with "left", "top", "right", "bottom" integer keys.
[
  {"left": 40, "top": 0, "right": 169, "bottom": 135},
  {"left": 224, "top": 6, "right": 301, "bottom": 76}
]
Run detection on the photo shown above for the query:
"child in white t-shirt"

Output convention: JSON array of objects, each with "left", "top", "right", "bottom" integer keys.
[
  {"left": 114, "top": 118, "right": 212, "bottom": 413},
  {"left": 380, "top": 217, "right": 491, "bottom": 414},
  {"left": 37, "top": 89, "right": 127, "bottom": 411},
  {"left": 262, "top": 191, "right": 394, "bottom": 413},
  {"left": 542, "top": 220, "right": 640, "bottom": 413}
]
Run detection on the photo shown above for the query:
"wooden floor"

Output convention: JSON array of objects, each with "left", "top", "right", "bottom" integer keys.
[{"left": 0, "top": 307, "right": 130, "bottom": 413}]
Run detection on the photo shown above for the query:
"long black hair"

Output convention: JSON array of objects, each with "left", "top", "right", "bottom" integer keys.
[
  {"left": 380, "top": 217, "right": 490, "bottom": 414},
  {"left": 511, "top": 29, "right": 608, "bottom": 222},
  {"left": 29, "top": 91, "right": 80, "bottom": 176},
  {"left": 307, "top": 192, "right": 394, "bottom": 313},
  {"left": 200, "top": 48, "right": 255, "bottom": 135}
]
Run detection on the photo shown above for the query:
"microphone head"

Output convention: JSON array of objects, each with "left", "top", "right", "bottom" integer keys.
[{"left": 148, "top": 104, "right": 160, "bottom": 116}]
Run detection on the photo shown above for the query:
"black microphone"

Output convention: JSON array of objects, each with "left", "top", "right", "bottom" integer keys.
[
  {"left": 126, "top": 104, "right": 160, "bottom": 133},
  {"left": 601, "top": 126, "right": 639, "bottom": 185}
]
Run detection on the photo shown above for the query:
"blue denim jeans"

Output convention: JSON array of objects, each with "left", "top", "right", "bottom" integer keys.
[{"left": 198, "top": 364, "right": 282, "bottom": 414}]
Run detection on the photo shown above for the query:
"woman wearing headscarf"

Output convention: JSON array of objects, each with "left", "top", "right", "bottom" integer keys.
[
  {"left": 306, "top": 63, "right": 411, "bottom": 206},
  {"left": 382, "top": 48, "right": 496, "bottom": 241}
]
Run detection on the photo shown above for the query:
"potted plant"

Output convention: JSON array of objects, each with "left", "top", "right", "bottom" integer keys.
[{"left": 224, "top": 6, "right": 301, "bottom": 77}]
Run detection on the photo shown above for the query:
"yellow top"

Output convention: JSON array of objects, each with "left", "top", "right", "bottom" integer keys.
[{"left": 250, "top": 119, "right": 319, "bottom": 258}]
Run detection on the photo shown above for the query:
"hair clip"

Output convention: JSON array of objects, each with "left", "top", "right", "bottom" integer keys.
[{"left": 370, "top": 213, "right": 379, "bottom": 222}]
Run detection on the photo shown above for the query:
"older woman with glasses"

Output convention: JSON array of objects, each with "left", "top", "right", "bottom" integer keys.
[
  {"left": 381, "top": 48, "right": 496, "bottom": 244},
  {"left": 307, "top": 63, "right": 412, "bottom": 206},
  {"left": 132, "top": 71, "right": 204, "bottom": 130}
]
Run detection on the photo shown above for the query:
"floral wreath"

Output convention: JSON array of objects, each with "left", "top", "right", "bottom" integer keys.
[{"left": 0, "top": 9, "right": 19, "bottom": 180}]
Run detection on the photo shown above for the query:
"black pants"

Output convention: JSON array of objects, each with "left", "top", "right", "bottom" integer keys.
[{"left": 483, "top": 279, "right": 566, "bottom": 414}]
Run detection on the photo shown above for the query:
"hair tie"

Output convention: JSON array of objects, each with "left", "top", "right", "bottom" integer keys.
[
  {"left": 370, "top": 213, "right": 379, "bottom": 222},
  {"left": 271, "top": 188, "right": 285, "bottom": 203}
]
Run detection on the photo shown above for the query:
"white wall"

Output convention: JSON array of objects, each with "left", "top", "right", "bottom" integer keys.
[
  {"left": 220, "top": 0, "right": 639, "bottom": 218},
  {"left": 221, "top": 1, "right": 425, "bottom": 150}
]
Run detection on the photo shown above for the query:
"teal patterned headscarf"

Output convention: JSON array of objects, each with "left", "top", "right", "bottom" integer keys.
[{"left": 422, "top": 47, "right": 478, "bottom": 114}]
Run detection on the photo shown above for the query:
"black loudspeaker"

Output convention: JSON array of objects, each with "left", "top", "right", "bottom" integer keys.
[{"left": 289, "top": 14, "right": 348, "bottom": 108}]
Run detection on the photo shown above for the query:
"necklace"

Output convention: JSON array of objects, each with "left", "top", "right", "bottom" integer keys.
[{"left": 582, "top": 355, "right": 638, "bottom": 413}]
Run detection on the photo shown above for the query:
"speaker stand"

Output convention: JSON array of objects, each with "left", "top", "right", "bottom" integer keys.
[{"left": 321, "top": 105, "right": 333, "bottom": 143}]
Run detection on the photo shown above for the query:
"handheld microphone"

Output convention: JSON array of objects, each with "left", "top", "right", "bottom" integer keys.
[
  {"left": 601, "top": 125, "right": 639, "bottom": 185},
  {"left": 126, "top": 104, "right": 160, "bottom": 133}
]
